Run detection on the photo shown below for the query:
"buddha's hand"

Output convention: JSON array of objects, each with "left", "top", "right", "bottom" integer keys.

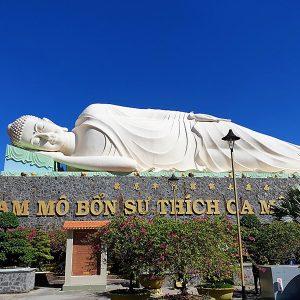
[
  {"left": 188, "top": 112, "right": 231, "bottom": 122},
  {"left": 30, "top": 132, "right": 65, "bottom": 153}
]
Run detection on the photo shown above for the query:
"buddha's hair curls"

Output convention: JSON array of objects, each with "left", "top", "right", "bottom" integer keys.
[{"left": 7, "top": 115, "right": 40, "bottom": 147}]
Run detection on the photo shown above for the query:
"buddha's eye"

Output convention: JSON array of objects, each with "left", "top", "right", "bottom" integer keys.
[
  {"left": 31, "top": 137, "right": 40, "bottom": 146},
  {"left": 35, "top": 121, "right": 45, "bottom": 133}
]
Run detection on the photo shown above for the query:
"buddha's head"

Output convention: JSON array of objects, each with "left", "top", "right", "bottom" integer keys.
[{"left": 7, "top": 115, "right": 68, "bottom": 152}]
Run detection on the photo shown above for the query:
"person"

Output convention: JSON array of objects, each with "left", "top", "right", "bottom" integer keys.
[
  {"left": 252, "top": 263, "right": 260, "bottom": 295},
  {"left": 7, "top": 103, "right": 300, "bottom": 173}
]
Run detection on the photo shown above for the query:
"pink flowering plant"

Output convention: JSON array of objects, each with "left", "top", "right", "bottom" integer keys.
[
  {"left": 196, "top": 217, "right": 239, "bottom": 289},
  {"left": 92, "top": 215, "right": 239, "bottom": 296},
  {"left": 92, "top": 215, "right": 190, "bottom": 292},
  {"left": 92, "top": 215, "right": 156, "bottom": 292}
]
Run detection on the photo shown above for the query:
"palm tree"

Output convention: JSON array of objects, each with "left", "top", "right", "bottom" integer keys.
[{"left": 272, "top": 188, "right": 300, "bottom": 223}]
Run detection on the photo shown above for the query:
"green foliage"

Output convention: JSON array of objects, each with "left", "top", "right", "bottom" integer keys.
[
  {"left": 195, "top": 217, "right": 238, "bottom": 286},
  {"left": 272, "top": 188, "right": 300, "bottom": 222},
  {"left": 48, "top": 229, "right": 67, "bottom": 274},
  {"left": 29, "top": 228, "right": 54, "bottom": 270},
  {"left": 240, "top": 214, "right": 261, "bottom": 229},
  {"left": 0, "top": 212, "right": 19, "bottom": 231},
  {"left": 0, "top": 230, "right": 35, "bottom": 267},
  {"left": 248, "top": 221, "right": 300, "bottom": 264},
  {"left": 201, "top": 282, "right": 234, "bottom": 288},
  {"left": 0, "top": 214, "right": 35, "bottom": 267},
  {"left": 241, "top": 215, "right": 261, "bottom": 263},
  {"left": 138, "top": 216, "right": 175, "bottom": 277}
]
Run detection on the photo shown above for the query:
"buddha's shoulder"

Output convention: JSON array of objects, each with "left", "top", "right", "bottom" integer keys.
[
  {"left": 80, "top": 103, "right": 157, "bottom": 117},
  {"left": 79, "top": 103, "right": 187, "bottom": 119}
]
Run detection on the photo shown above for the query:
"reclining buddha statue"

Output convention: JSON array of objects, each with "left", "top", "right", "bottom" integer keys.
[{"left": 7, "top": 103, "right": 300, "bottom": 173}]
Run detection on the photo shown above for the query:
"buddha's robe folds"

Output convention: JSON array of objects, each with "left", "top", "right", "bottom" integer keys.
[{"left": 73, "top": 104, "right": 300, "bottom": 173}]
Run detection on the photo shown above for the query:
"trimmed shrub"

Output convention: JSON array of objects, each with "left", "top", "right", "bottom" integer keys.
[{"left": 0, "top": 212, "right": 19, "bottom": 231}]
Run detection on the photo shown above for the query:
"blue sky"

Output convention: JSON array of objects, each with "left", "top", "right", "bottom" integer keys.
[{"left": 1, "top": 1, "right": 300, "bottom": 170}]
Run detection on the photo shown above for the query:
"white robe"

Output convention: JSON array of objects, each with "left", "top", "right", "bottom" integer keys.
[{"left": 73, "top": 104, "right": 300, "bottom": 173}]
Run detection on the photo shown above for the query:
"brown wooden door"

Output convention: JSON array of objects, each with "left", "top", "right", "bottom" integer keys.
[{"left": 72, "top": 230, "right": 100, "bottom": 276}]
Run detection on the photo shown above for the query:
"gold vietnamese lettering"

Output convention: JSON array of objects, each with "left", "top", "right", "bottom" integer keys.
[
  {"left": 103, "top": 200, "right": 117, "bottom": 216},
  {"left": 157, "top": 200, "right": 169, "bottom": 215},
  {"left": 76, "top": 199, "right": 117, "bottom": 216},
  {"left": 0, "top": 201, "right": 8, "bottom": 213},
  {"left": 90, "top": 200, "right": 104, "bottom": 216},
  {"left": 184, "top": 199, "right": 193, "bottom": 215},
  {"left": 0, "top": 196, "right": 285, "bottom": 217},
  {"left": 56, "top": 197, "right": 69, "bottom": 216},
  {"left": 124, "top": 200, "right": 137, "bottom": 215},
  {"left": 37, "top": 200, "right": 56, "bottom": 216},
  {"left": 192, "top": 199, "right": 205, "bottom": 215},
  {"left": 76, "top": 200, "right": 89, "bottom": 216},
  {"left": 170, "top": 199, "right": 185, "bottom": 215},
  {"left": 206, "top": 200, "right": 220, "bottom": 215},
  {"left": 226, "top": 199, "right": 236, "bottom": 214},
  {"left": 241, "top": 200, "right": 254, "bottom": 215},
  {"left": 136, "top": 199, "right": 149, "bottom": 215},
  {"left": 12, "top": 200, "right": 30, "bottom": 216},
  {"left": 259, "top": 200, "right": 276, "bottom": 215}
]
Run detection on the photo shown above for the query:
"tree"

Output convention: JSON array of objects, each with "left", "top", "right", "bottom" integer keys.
[
  {"left": 272, "top": 188, "right": 300, "bottom": 223},
  {"left": 0, "top": 212, "right": 40, "bottom": 268},
  {"left": 30, "top": 228, "right": 54, "bottom": 270},
  {"left": 253, "top": 221, "right": 300, "bottom": 264},
  {"left": 0, "top": 230, "right": 35, "bottom": 267}
]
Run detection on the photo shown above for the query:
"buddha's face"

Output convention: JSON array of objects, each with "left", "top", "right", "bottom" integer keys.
[{"left": 8, "top": 116, "right": 68, "bottom": 152}]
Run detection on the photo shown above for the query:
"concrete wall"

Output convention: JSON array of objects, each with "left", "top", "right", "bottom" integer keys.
[
  {"left": 259, "top": 265, "right": 300, "bottom": 300},
  {"left": 0, "top": 268, "right": 35, "bottom": 293},
  {"left": 0, "top": 175, "right": 298, "bottom": 228}
]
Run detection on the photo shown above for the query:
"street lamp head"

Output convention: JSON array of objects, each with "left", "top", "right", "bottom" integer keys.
[
  {"left": 222, "top": 129, "right": 240, "bottom": 150},
  {"left": 168, "top": 173, "right": 179, "bottom": 182}
]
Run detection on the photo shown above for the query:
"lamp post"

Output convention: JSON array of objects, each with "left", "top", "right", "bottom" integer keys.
[
  {"left": 222, "top": 129, "right": 247, "bottom": 300},
  {"left": 168, "top": 173, "right": 179, "bottom": 222},
  {"left": 168, "top": 173, "right": 186, "bottom": 291}
]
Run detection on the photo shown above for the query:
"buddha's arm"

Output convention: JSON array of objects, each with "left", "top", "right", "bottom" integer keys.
[{"left": 38, "top": 152, "right": 137, "bottom": 172}]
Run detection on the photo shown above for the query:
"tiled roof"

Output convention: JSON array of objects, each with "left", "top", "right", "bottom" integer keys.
[{"left": 63, "top": 220, "right": 110, "bottom": 230}]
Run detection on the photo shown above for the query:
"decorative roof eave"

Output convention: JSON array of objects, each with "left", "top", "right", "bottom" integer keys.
[{"left": 63, "top": 220, "right": 110, "bottom": 230}]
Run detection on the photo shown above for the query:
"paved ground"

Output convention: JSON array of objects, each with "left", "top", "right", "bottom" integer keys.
[
  {"left": 0, "top": 279, "right": 261, "bottom": 300},
  {"left": 0, "top": 277, "right": 260, "bottom": 300}
]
